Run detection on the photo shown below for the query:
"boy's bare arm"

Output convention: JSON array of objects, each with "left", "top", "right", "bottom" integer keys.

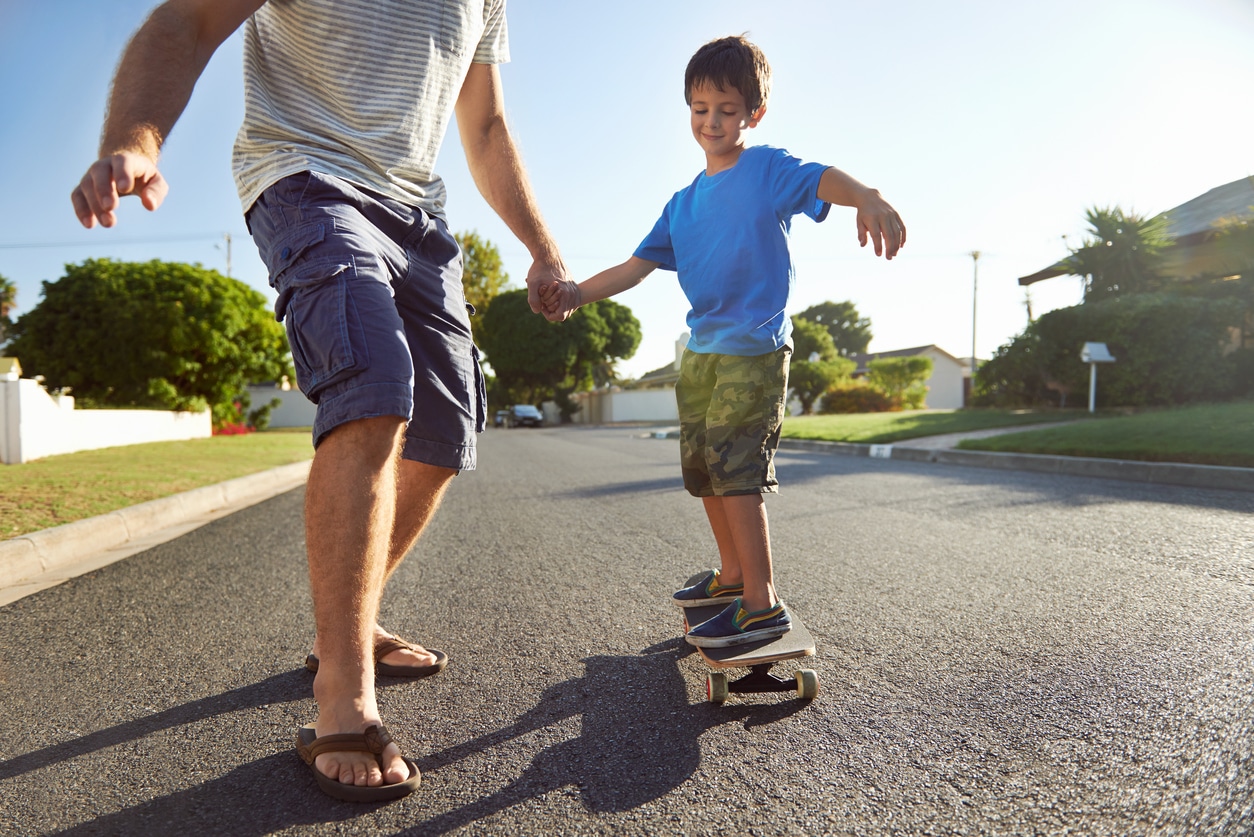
[
  {"left": 539, "top": 256, "right": 657, "bottom": 322},
  {"left": 456, "top": 63, "right": 574, "bottom": 318},
  {"left": 71, "top": 0, "right": 266, "bottom": 228},
  {"left": 816, "top": 167, "right": 906, "bottom": 260}
]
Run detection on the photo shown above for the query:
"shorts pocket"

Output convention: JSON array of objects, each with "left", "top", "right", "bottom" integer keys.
[{"left": 282, "top": 261, "right": 369, "bottom": 404}]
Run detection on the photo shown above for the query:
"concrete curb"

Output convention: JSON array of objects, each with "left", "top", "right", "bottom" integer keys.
[
  {"left": 778, "top": 438, "right": 1254, "bottom": 493},
  {"left": 0, "top": 461, "right": 312, "bottom": 601}
]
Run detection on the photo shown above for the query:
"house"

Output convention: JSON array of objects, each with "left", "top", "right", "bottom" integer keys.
[
  {"left": 567, "top": 334, "right": 689, "bottom": 424},
  {"left": 848, "top": 345, "right": 968, "bottom": 410},
  {"left": 1018, "top": 176, "right": 1254, "bottom": 287}
]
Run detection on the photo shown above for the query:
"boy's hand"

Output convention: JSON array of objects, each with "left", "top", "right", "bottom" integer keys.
[
  {"left": 71, "top": 150, "right": 169, "bottom": 229},
  {"left": 854, "top": 191, "right": 906, "bottom": 260}
]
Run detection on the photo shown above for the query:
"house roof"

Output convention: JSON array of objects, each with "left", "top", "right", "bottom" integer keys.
[
  {"left": 1018, "top": 175, "right": 1254, "bottom": 286},
  {"left": 848, "top": 344, "right": 962, "bottom": 375},
  {"left": 627, "top": 360, "right": 680, "bottom": 389}
]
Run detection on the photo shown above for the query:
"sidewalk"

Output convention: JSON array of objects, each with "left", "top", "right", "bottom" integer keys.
[
  {"left": 0, "top": 460, "right": 311, "bottom": 607},
  {"left": 651, "top": 421, "right": 1254, "bottom": 493}
]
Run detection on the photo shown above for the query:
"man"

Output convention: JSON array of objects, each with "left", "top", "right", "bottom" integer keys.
[{"left": 72, "top": 0, "right": 572, "bottom": 801}]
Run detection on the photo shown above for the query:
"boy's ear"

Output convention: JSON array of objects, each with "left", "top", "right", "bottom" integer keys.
[{"left": 748, "top": 105, "right": 767, "bottom": 127}]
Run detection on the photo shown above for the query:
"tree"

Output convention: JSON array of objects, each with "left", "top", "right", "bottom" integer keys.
[
  {"left": 1063, "top": 206, "right": 1171, "bottom": 302},
  {"left": 790, "top": 316, "right": 838, "bottom": 362},
  {"left": 455, "top": 230, "right": 512, "bottom": 315},
  {"left": 867, "top": 355, "right": 932, "bottom": 409},
  {"left": 788, "top": 357, "right": 854, "bottom": 415},
  {"left": 0, "top": 273, "right": 16, "bottom": 347},
  {"left": 476, "top": 289, "right": 641, "bottom": 416},
  {"left": 795, "top": 301, "right": 872, "bottom": 356},
  {"left": 7, "top": 259, "right": 291, "bottom": 427}
]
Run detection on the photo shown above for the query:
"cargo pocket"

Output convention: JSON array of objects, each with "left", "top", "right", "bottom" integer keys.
[{"left": 268, "top": 226, "right": 368, "bottom": 404}]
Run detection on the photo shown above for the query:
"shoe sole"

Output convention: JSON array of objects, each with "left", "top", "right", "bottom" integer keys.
[
  {"left": 685, "top": 623, "right": 791, "bottom": 649},
  {"left": 673, "top": 594, "right": 742, "bottom": 608}
]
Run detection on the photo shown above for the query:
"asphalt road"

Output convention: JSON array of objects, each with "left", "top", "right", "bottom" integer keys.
[{"left": 1, "top": 425, "right": 1251, "bottom": 836}]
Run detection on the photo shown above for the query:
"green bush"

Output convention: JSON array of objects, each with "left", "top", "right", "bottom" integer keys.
[
  {"left": 867, "top": 356, "right": 932, "bottom": 409},
  {"left": 820, "top": 381, "right": 898, "bottom": 413},
  {"left": 975, "top": 292, "right": 1249, "bottom": 408},
  {"left": 789, "top": 356, "right": 854, "bottom": 415}
]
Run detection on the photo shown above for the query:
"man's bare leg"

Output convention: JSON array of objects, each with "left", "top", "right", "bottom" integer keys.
[
  {"left": 310, "top": 457, "right": 457, "bottom": 669},
  {"left": 702, "top": 493, "right": 777, "bottom": 613},
  {"left": 305, "top": 415, "right": 410, "bottom": 787}
]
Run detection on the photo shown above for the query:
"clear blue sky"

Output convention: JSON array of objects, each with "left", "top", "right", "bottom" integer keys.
[{"left": 2, "top": 0, "right": 1252, "bottom": 379}]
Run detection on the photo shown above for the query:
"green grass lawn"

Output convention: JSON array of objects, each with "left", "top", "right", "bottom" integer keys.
[
  {"left": 1, "top": 429, "right": 313, "bottom": 539},
  {"left": 781, "top": 409, "right": 1079, "bottom": 444},
  {"left": 956, "top": 401, "right": 1254, "bottom": 468}
]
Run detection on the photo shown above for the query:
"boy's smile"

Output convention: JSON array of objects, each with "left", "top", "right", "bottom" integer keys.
[{"left": 689, "top": 82, "right": 764, "bottom": 175}]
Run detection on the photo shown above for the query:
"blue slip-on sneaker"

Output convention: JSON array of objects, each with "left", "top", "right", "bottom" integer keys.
[
  {"left": 685, "top": 598, "right": 792, "bottom": 648},
  {"left": 672, "top": 570, "right": 744, "bottom": 608}
]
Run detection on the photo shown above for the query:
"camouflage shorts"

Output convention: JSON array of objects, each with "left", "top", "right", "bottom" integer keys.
[{"left": 676, "top": 347, "right": 791, "bottom": 497}]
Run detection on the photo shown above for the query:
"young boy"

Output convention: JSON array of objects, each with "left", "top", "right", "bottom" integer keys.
[{"left": 541, "top": 35, "right": 905, "bottom": 648}]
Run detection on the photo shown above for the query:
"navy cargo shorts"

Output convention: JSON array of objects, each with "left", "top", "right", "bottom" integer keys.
[{"left": 246, "top": 170, "right": 486, "bottom": 470}]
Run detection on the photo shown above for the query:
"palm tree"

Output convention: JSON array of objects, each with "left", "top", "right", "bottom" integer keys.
[
  {"left": 0, "top": 274, "right": 16, "bottom": 348},
  {"left": 1063, "top": 206, "right": 1170, "bottom": 302}
]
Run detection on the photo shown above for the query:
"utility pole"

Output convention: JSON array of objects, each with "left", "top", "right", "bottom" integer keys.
[
  {"left": 223, "top": 232, "right": 233, "bottom": 278},
  {"left": 969, "top": 250, "right": 980, "bottom": 371}
]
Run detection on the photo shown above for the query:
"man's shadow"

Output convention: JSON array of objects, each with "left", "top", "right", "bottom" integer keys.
[{"left": 29, "top": 643, "right": 806, "bottom": 835}]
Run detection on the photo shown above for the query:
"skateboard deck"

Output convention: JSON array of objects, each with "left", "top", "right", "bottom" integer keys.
[{"left": 679, "top": 573, "right": 819, "bottom": 703}]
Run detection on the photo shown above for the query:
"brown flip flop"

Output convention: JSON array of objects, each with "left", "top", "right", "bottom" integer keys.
[
  {"left": 305, "top": 636, "right": 449, "bottom": 678},
  {"left": 296, "top": 723, "right": 421, "bottom": 802}
]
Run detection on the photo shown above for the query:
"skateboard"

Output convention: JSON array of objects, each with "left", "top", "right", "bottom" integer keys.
[{"left": 679, "top": 573, "right": 819, "bottom": 704}]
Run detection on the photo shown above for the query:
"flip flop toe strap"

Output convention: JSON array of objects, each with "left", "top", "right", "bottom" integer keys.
[
  {"left": 373, "top": 636, "right": 417, "bottom": 660},
  {"left": 297, "top": 724, "right": 394, "bottom": 768}
]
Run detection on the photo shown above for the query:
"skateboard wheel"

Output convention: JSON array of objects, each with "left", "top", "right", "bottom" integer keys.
[
  {"left": 707, "top": 672, "right": 729, "bottom": 704},
  {"left": 795, "top": 669, "right": 819, "bottom": 700}
]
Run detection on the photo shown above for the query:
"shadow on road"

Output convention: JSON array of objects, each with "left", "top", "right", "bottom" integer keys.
[
  {"left": 26, "top": 645, "right": 808, "bottom": 835},
  {"left": 397, "top": 639, "right": 807, "bottom": 836}
]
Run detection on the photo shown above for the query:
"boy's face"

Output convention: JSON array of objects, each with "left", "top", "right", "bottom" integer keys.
[{"left": 688, "top": 81, "right": 764, "bottom": 170}]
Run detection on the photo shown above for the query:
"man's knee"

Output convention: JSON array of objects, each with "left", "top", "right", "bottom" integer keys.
[{"left": 318, "top": 415, "right": 407, "bottom": 463}]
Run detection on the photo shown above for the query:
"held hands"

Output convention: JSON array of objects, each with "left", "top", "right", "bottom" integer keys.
[
  {"left": 71, "top": 151, "right": 169, "bottom": 229},
  {"left": 537, "top": 280, "right": 582, "bottom": 322},
  {"left": 854, "top": 189, "right": 906, "bottom": 260}
]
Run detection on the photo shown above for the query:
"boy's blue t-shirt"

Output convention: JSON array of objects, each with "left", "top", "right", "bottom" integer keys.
[{"left": 634, "top": 145, "right": 830, "bottom": 356}]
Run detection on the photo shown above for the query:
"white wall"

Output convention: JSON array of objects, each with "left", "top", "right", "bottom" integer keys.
[
  {"left": 0, "top": 379, "right": 211, "bottom": 464},
  {"left": 570, "top": 388, "right": 678, "bottom": 424},
  {"left": 921, "top": 349, "right": 966, "bottom": 410},
  {"left": 246, "top": 385, "right": 317, "bottom": 429}
]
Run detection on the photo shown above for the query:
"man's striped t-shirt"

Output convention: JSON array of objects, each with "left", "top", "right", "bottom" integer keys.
[{"left": 232, "top": 0, "right": 509, "bottom": 218}]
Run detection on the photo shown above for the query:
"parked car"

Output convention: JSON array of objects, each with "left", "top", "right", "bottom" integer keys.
[
  {"left": 508, "top": 404, "right": 544, "bottom": 428},
  {"left": 493, "top": 409, "right": 510, "bottom": 428}
]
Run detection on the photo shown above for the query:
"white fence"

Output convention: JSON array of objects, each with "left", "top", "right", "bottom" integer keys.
[{"left": 0, "top": 379, "right": 211, "bottom": 464}]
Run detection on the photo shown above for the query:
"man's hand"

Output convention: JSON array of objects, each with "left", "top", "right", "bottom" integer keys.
[
  {"left": 526, "top": 260, "right": 579, "bottom": 322},
  {"left": 71, "top": 151, "right": 169, "bottom": 229},
  {"left": 536, "top": 278, "right": 582, "bottom": 323},
  {"left": 853, "top": 190, "right": 906, "bottom": 260}
]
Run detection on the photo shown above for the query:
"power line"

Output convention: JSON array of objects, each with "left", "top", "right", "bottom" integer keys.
[{"left": 0, "top": 234, "right": 228, "bottom": 250}]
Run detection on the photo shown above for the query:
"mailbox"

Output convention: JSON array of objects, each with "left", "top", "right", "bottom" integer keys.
[
  {"left": 1081, "top": 342, "right": 1116, "bottom": 364},
  {"left": 1080, "top": 342, "right": 1116, "bottom": 412}
]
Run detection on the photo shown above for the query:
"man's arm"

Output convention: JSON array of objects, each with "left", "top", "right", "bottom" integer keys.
[
  {"left": 455, "top": 62, "right": 573, "bottom": 317},
  {"left": 816, "top": 167, "right": 907, "bottom": 260},
  {"left": 71, "top": 0, "right": 265, "bottom": 229}
]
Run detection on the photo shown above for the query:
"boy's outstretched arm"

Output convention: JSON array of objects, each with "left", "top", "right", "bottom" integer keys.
[
  {"left": 817, "top": 168, "right": 906, "bottom": 260},
  {"left": 539, "top": 256, "right": 658, "bottom": 322}
]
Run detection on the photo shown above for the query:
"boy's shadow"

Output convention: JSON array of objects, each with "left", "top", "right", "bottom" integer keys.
[{"left": 402, "top": 639, "right": 806, "bottom": 835}]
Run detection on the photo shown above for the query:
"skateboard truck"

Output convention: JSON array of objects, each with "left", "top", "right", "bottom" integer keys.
[{"left": 707, "top": 664, "right": 820, "bottom": 704}]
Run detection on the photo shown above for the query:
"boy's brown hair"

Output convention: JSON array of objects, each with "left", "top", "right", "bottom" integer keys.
[{"left": 684, "top": 35, "right": 771, "bottom": 114}]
